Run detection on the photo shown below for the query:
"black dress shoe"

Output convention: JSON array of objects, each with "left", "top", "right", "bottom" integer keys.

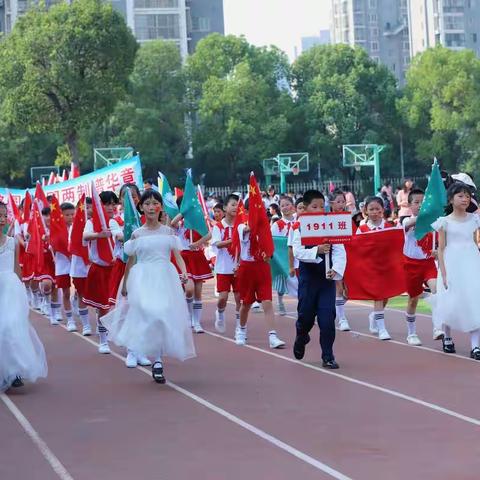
[
  {"left": 152, "top": 362, "right": 166, "bottom": 384},
  {"left": 322, "top": 359, "right": 339, "bottom": 369},
  {"left": 293, "top": 334, "right": 310, "bottom": 360},
  {"left": 470, "top": 347, "right": 480, "bottom": 360},
  {"left": 442, "top": 338, "right": 456, "bottom": 354},
  {"left": 11, "top": 377, "right": 24, "bottom": 388}
]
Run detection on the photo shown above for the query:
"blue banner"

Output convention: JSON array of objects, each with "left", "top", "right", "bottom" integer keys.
[{"left": 0, "top": 156, "right": 143, "bottom": 206}]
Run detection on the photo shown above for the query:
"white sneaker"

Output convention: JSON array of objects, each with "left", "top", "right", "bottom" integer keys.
[
  {"left": 433, "top": 328, "right": 445, "bottom": 341},
  {"left": 235, "top": 328, "right": 247, "bottom": 346},
  {"left": 378, "top": 328, "right": 391, "bottom": 341},
  {"left": 193, "top": 322, "right": 204, "bottom": 334},
  {"left": 269, "top": 333, "right": 286, "bottom": 349},
  {"left": 278, "top": 302, "right": 287, "bottom": 316},
  {"left": 56, "top": 310, "right": 63, "bottom": 322},
  {"left": 67, "top": 321, "right": 78, "bottom": 332},
  {"left": 71, "top": 295, "right": 80, "bottom": 316},
  {"left": 98, "top": 342, "right": 111, "bottom": 354},
  {"left": 82, "top": 325, "right": 92, "bottom": 336},
  {"left": 50, "top": 318, "right": 59, "bottom": 326},
  {"left": 369, "top": 313, "right": 379, "bottom": 334},
  {"left": 407, "top": 334, "right": 422, "bottom": 346},
  {"left": 215, "top": 311, "right": 226, "bottom": 333},
  {"left": 41, "top": 302, "right": 49, "bottom": 316},
  {"left": 136, "top": 355, "right": 152, "bottom": 366},
  {"left": 252, "top": 302, "right": 263, "bottom": 313},
  {"left": 338, "top": 318, "right": 351, "bottom": 331},
  {"left": 125, "top": 351, "right": 137, "bottom": 368}
]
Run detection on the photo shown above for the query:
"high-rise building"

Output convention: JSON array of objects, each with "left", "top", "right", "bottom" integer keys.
[
  {"left": 408, "top": 0, "right": 480, "bottom": 57},
  {"left": 301, "top": 30, "right": 331, "bottom": 53},
  {"left": 330, "top": 0, "right": 411, "bottom": 84},
  {"left": 3, "top": 0, "right": 224, "bottom": 58}
]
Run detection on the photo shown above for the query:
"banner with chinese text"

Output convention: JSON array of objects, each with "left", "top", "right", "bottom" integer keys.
[{"left": 0, "top": 156, "right": 143, "bottom": 206}]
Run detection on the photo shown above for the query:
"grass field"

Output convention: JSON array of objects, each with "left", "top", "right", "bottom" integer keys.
[{"left": 386, "top": 295, "right": 432, "bottom": 315}]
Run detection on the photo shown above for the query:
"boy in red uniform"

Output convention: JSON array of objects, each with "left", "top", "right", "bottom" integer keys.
[{"left": 211, "top": 194, "right": 239, "bottom": 333}]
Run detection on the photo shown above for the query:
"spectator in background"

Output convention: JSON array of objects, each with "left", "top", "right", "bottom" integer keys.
[
  {"left": 381, "top": 181, "right": 394, "bottom": 213},
  {"left": 143, "top": 178, "right": 158, "bottom": 192},
  {"left": 396, "top": 179, "right": 414, "bottom": 222},
  {"left": 269, "top": 203, "right": 281, "bottom": 223},
  {"left": 213, "top": 203, "right": 224, "bottom": 223},
  {"left": 342, "top": 185, "right": 356, "bottom": 213},
  {"left": 266, "top": 185, "right": 280, "bottom": 207}
]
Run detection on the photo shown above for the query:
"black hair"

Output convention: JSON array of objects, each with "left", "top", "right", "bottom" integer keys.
[
  {"left": 85, "top": 197, "right": 92, "bottom": 205},
  {"left": 42, "top": 207, "right": 51, "bottom": 215},
  {"left": 46, "top": 194, "right": 54, "bottom": 203},
  {"left": 119, "top": 183, "right": 141, "bottom": 200},
  {"left": 328, "top": 189, "right": 346, "bottom": 202},
  {"left": 213, "top": 203, "right": 224, "bottom": 211},
  {"left": 445, "top": 183, "right": 472, "bottom": 215},
  {"left": 225, "top": 193, "right": 239, "bottom": 205},
  {"left": 402, "top": 178, "right": 413, "bottom": 192},
  {"left": 303, "top": 189, "right": 325, "bottom": 205},
  {"left": 60, "top": 202, "right": 75, "bottom": 211},
  {"left": 408, "top": 188, "right": 425, "bottom": 204},
  {"left": 176, "top": 195, "right": 183, "bottom": 209},
  {"left": 0, "top": 201, "right": 6, "bottom": 210},
  {"left": 139, "top": 189, "right": 163, "bottom": 220},
  {"left": 341, "top": 185, "right": 351, "bottom": 193},
  {"left": 99, "top": 191, "right": 119, "bottom": 205},
  {"left": 244, "top": 198, "right": 249, "bottom": 210},
  {"left": 364, "top": 196, "right": 384, "bottom": 209},
  {"left": 269, "top": 203, "right": 281, "bottom": 217},
  {"left": 143, "top": 178, "right": 154, "bottom": 186},
  {"left": 295, "top": 197, "right": 304, "bottom": 208}
]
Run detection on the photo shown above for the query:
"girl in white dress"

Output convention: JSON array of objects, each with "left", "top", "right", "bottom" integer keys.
[
  {"left": 102, "top": 191, "right": 196, "bottom": 383},
  {"left": 433, "top": 183, "right": 480, "bottom": 359},
  {"left": 0, "top": 202, "right": 48, "bottom": 390}
]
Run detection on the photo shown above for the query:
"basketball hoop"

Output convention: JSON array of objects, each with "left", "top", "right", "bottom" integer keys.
[{"left": 291, "top": 166, "right": 300, "bottom": 176}]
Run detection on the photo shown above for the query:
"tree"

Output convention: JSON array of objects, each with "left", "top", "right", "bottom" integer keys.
[
  {"left": 292, "top": 44, "right": 400, "bottom": 179},
  {"left": 398, "top": 46, "right": 480, "bottom": 173},
  {"left": 0, "top": 0, "right": 138, "bottom": 168},
  {"left": 187, "top": 34, "right": 293, "bottom": 184},
  {"left": 106, "top": 40, "right": 187, "bottom": 181}
]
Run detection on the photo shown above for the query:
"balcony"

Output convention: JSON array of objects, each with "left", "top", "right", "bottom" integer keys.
[{"left": 383, "top": 22, "right": 407, "bottom": 37}]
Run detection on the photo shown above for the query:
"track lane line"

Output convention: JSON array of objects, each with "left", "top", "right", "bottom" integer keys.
[{"left": 0, "top": 393, "right": 74, "bottom": 480}]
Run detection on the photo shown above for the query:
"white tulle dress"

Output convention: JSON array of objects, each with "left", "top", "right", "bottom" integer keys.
[
  {"left": 101, "top": 225, "right": 196, "bottom": 361},
  {"left": 432, "top": 214, "right": 480, "bottom": 332},
  {"left": 0, "top": 236, "right": 48, "bottom": 391}
]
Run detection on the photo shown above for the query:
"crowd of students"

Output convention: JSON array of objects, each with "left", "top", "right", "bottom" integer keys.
[{"left": 2, "top": 171, "right": 480, "bottom": 392}]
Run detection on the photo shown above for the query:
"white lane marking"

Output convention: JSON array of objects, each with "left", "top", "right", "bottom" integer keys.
[
  {"left": 48, "top": 320, "right": 353, "bottom": 480},
  {"left": 201, "top": 329, "right": 480, "bottom": 427},
  {"left": 0, "top": 393, "right": 74, "bottom": 480}
]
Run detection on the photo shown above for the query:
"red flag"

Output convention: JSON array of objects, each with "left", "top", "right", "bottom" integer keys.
[
  {"left": 47, "top": 171, "right": 56, "bottom": 186},
  {"left": 329, "top": 181, "right": 335, "bottom": 193},
  {"left": 23, "top": 190, "right": 32, "bottom": 224},
  {"left": 344, "top": 229, "right": 406, "bottom": 300},
  {"left": 229, "top": 198, "right": 248, "bottom": 258},
  {"left": 70, "top": 162, "right": 80, "bottom": 179},
  {"left": 35, "top": 182, "right": 48, "bottom": 210},
  {"left": 91, "top": 182, "right": 114, "bottom": 264},
  {"left": 174, "top": 187, "right": 183, "bottom": 199},
  {"left": 62, "top": 169, "right": 68, "bottom": 182},
  {"left": 70, "top": 194, "right": 89, "bottom": 264},
  {"left": 7, "top": 192, "right": 21, "bottom": 223},
  {"left": 26, "top": 206, "right": 44, "bottom": 272},
  {"left": 197, "top": 185, "right": 212, "bottom": 232},
  {"left": 49, "top": 195, "right": 70, "bottom": 257},
  {"left": 248, "top": 173, "right": 274, "bottom": 260}
]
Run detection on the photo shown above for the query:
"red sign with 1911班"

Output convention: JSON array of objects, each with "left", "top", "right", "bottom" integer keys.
[{"left": 299, "top": 212, "right": 353, "bottom": 246}]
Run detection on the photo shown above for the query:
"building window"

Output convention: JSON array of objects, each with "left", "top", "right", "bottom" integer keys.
[
  {"left": 369, "top": 0, "right": 377, "bottom": 8},
  {"left": 371, "top": 55, "right": 380, "bottom": 63},
  {"left": 355, "top": 28, "right": 366, "bottom": 41},
  {"left": 371, "top": 41, "right": 379, "bottom": 52},
  {"left": 444, "top": 14, "right": 465, "bottom": 30},
  {"left": 371, "top": 27, "right": 379, "bottom": 37},
  {"left": 191, "top": 16, "right": 210, "bottom": 32},
  {"left": 369, "top": 13, "right": 377, "bottom": 23},
  {"left": 134, "top": 0, "right": 178, "bottom": 8},
  {"left": 134, "top": 13, "right": 180, "bottom": 40},
  {"left": 403, "top": 41, "right": 410, "bottom": 50},
  {"left": 473, "top": 33, "right": 478, "bottom": 43},
  {"left": 444, "top": 32, "right": 466, "bottom": 47},
  {"left": 403, "top": 56, "right": 410, "bottom": 65}
]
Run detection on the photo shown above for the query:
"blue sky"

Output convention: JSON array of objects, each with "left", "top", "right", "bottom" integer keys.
[{"left": 224, "top": 0, "right": 331, "bottom": 60}]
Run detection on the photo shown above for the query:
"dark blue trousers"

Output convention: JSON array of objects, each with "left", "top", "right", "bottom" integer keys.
[{"left": 296, "top": 258, "right": 336, "bottom": 361}]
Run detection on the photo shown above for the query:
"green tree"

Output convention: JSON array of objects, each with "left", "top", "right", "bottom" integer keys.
[
  {"left": 292, "top": 44, "right": 400, "bottom": 178},
  {"left": 106, "top": 40, "right": 187, "bottom": 181},
  {"left": 398, "top": 46, "right": 480, "bottom": 173},
  {"left": 0, "top": 0, "right": 138, "bottom": 168},
  {"left": 187, "top": 34, "right": 293, "bottom": 184}
]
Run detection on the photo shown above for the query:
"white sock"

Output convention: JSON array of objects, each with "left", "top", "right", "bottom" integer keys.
[
  {"left": 50, "top": 301, "right": 61, "bottom": 319},
  {"left": 406, "top": 314, "right": 416, "bottom": 335},
  {"left": 471, "top": 329, "right": 480, "bottom": 350},
  {"left": 235, "top": 311, "right": 240, "bottom": 328},
  {"left": 79, "top": 308, "right": 90, "bottom": 328},
  {"left": 186, "top": 296, "right": 193, "bottom": 325},
  {"left": 154, "top": 357, "right": 163, "bottom": 366},
  {"left": 336, "top": 296, "right": 346, "bottom": 318},
  {"left": 65, "top": 310, "right": 73, "bottom": 323},
  {"left": 268, "top": 330, "right": 277, "bottom": 336},
  {"left": 374, "top": 311, "right": 386, "bottom": 331},
  {"left": 444, "top": 325, "right": 452, "bottom": 341},
  {"left": 217, "top": 308, "right": 225, "bottom": 320},
  {"left": 278, "top": 294, "right": 285, "bottom": 306},
  {"left": 97, "top": 318, "right": 108, "bottom": 344},
  {"left": 193, "top": 301, "right": 202, "bottom": 325}
]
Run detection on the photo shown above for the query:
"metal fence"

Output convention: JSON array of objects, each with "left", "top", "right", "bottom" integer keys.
[{"left": 205, "top": 176, "right": 427, "bottom": 199}]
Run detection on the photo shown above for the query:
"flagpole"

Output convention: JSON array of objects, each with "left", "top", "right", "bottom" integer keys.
[{"left": 325, "top": 250, "right": 331, "bottom": 280}]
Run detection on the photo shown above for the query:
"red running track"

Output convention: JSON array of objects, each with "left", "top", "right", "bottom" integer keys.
[{"left": 2, "top": 282, "right": 480, "bottom": 480}]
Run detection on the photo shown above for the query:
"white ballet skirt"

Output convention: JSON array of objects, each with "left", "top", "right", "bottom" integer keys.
[
  {"left": 101, "top": 226, "right": 196, "bottom": 361},
  {"left": 0, "top": 236, "right": 48, "bottom": 391},
  {"left": 432, "top": 214, "right": 480, "bottom": 332}
]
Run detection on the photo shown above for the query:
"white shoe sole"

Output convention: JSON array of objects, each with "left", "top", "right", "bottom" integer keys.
[
  {"left": 270, "top": 342, "right": 286, "bottom": 349},
  {"left": 82, "top": 329, "right": 92, "bottom": 337},
  {"left": 378, "top": 331, "right": 391, "bottom": 341},
  {"left": 433, "top": 330, "right": 445, "bottom": 341},
  {"left": 407, "top": 338, "right": 422, "bottom": 346}
]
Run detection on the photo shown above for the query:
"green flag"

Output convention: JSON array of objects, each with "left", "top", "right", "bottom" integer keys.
[
  {"left": 180, "top": 170, "right": 208, "bottom": 236},
  {"left": 415, "top": 159, "right": 447, "bottom": 240},
  {"left": 158, "top": 171, "right": 180, "bottom": 219},
  {"left": 271, "top": 236, "right": 290, "bottom": 278},
  {"left": 123, "top": 187, "right": 142, "bottom": 261}
]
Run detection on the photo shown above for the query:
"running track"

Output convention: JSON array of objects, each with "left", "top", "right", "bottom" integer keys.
[{"left": 2, "top": 283, "right": 480, "bottom": 480}]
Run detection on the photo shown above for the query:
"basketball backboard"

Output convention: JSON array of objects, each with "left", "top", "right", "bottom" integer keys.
[
  {"left": 94, "top": 147, "right": 134, "bottom": 170},
  {"left": 30, "top": 166, "right": 59, "bottom": 186}
]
